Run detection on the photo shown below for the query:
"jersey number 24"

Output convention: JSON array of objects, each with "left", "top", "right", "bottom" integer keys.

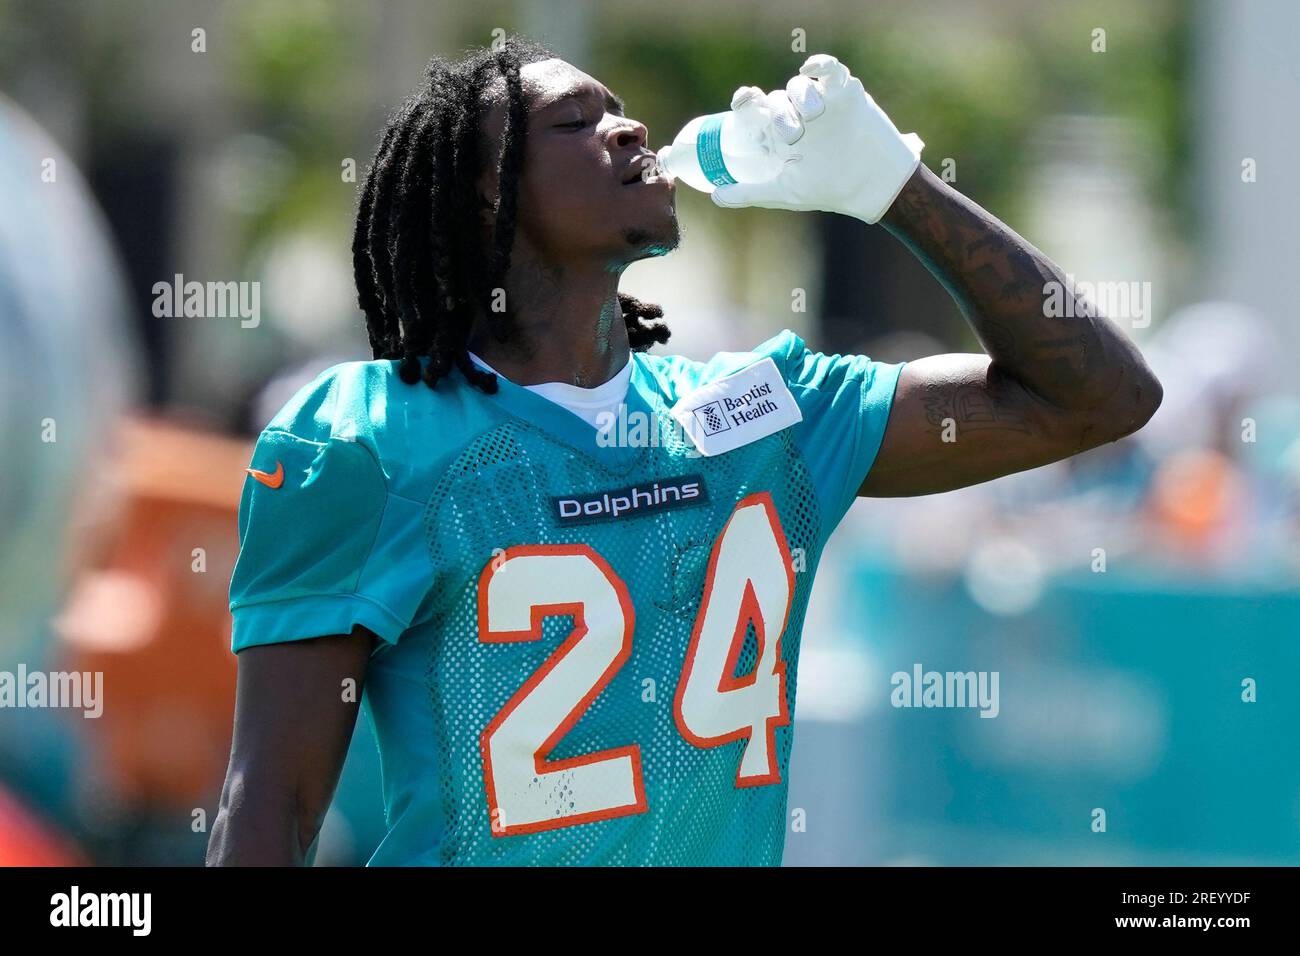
[{"left": 476, "top": 491, "right": 794, "bottom": 836}]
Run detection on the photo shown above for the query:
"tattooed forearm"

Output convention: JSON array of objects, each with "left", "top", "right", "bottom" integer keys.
[{"left": 881, "top": 164, "right": 1159, "bottom": 421}]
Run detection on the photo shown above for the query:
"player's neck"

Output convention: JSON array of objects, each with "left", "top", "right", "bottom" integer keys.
[{"left": 468, "top": 248, "right": 631, "bottom": 388}]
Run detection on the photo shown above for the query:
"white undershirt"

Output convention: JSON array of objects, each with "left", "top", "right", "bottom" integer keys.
[{"left": 467, "top": 351, "right": 631, "bottom": 429}]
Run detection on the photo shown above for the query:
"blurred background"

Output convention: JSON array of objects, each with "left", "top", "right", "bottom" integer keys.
[{"left": 1, "top": 0, "right": 1297, "bottom": 865}]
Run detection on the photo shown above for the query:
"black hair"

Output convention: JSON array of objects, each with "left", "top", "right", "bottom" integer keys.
[{"left": 352, "top": 35, "right": 670, "bottom": 392}]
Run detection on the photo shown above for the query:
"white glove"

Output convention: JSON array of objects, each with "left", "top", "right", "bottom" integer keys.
[{"left": 711, "top": 54, "right": 924, "bottom": 225}]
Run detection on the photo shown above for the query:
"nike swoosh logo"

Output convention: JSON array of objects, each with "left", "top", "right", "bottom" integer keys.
[{"left": 246, "top": 461, "right": 284, "bottom": 489}]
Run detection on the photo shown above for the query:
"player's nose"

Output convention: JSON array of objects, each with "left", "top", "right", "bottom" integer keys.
[{"left": 607, "top": 118, "right": 648, "bottom": 152}]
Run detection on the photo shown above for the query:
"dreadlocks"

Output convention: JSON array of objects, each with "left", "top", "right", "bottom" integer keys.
[{"left": 352, "top": 36, "right": 671, "bottom": 393}]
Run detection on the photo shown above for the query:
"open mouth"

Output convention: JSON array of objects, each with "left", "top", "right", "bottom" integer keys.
[{"left": 623, "top": 155, "right": 666, "bottom": 185}]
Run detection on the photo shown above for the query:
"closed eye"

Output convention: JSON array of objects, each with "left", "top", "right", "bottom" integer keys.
[{"left": 555, "top": 118, "right": 587, "bottom": 130}]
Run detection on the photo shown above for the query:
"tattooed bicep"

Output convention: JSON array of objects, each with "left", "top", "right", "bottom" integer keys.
[{"left": 857, "top": 354, "right": 1095, "bottom": 498}]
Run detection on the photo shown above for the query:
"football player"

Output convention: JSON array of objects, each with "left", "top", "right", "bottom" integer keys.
[{"left": 207, "top": 38, "right": 1160, "bottom": 865}]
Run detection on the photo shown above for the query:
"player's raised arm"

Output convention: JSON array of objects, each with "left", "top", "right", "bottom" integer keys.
[
  {"left": 206, "top": 628, "right": 374, "bottom": 866},
  {"left": 709, "top": 54, "right": 1162, "bottom": 497},
  {"left": 858, "top": 164, "right": 1162, "bottom": 496}
]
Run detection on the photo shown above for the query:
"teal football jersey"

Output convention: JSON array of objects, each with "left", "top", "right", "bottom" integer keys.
[{"left": 228, "top": 330, "right": 903, "bottom": 865}]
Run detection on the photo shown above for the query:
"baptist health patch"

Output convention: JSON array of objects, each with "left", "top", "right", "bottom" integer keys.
[{"left": 669, "top": 356, "right": 803, "bottom": 457}]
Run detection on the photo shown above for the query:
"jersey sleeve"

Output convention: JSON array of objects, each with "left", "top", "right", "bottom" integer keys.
[
  {"left": 770, "top": 330, "right": 905, "bottom": 528},
  {"left": 228, "top": 427, "right": 430, "bottom": 653}
]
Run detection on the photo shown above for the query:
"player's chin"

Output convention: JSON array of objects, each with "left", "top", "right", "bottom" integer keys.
[{"left": 620, "top": 209, "right": 681, "bottom": 262}]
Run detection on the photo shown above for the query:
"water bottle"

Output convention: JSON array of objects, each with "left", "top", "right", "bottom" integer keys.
[{"left": 656, "top": 89, "right": 788, "bottom": 194}]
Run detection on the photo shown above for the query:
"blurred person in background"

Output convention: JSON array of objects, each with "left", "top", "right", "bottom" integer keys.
[
  {"left": 1138, "top": 302, "right": 1293, "bottom": 572},
  {"left": 0, "top": 94, "right": 141, "bottom": 863}
]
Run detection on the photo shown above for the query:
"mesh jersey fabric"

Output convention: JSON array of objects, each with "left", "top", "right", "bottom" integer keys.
[{"left": 228, "top": 329, "right": 903, "bottom": 865}]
